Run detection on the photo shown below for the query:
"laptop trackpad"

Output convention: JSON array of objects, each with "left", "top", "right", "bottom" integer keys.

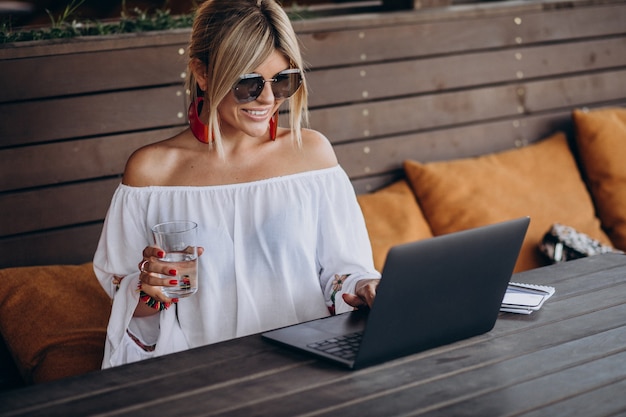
[
  {"left": 265, "top": 310, "right": 368, "bottom": 347},
  {"left": 304, "top": 310, "right": 368, "bottom": 339}
]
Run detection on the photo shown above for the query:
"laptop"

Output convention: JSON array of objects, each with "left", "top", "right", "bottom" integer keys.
[{"left": 262, "top": 216, "right": 530, "bottom": 369}]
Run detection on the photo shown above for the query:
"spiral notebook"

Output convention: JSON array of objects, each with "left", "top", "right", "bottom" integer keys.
[
  {"left": 263, "top": 217, "right": 530, "bottom": 369},
  {"left": 501, "top": 282, "right": 555, "bottom": 314}
]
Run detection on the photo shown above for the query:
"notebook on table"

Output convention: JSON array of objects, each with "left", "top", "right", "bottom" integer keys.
[{"left": 262, "top": 217, "right": 530, "bottom": 369}]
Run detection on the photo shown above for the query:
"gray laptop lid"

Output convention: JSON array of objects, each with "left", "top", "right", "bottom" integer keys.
[{"left": 263, "top": 217, "right": 530, "bottom": 369}]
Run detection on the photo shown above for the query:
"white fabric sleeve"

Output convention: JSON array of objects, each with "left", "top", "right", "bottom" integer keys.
[
  {"left": 93, "top": 185, "right": 151, "bottom": 299},
  {"left": 93, "top": 185, "right": 168, "bottom": 368},
  {"left": 316, "top": 169, "right": 381, "bottom": 314}
]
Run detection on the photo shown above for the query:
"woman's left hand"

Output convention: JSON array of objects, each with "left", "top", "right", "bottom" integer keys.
[{"left": 342, "top": 279, "right": 379, "bottom": 309}]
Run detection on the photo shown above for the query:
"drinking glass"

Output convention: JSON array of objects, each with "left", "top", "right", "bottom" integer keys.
[{"left": 151, "top": 221, "right": 199, "bottom": 298}]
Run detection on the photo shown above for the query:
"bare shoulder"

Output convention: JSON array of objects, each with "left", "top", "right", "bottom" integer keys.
[
  {"left": 122, "top": 135, "right": 183, "bottom": 187},
  {"left": 299, "top": 128, "right": 338, "bottom": 168}
]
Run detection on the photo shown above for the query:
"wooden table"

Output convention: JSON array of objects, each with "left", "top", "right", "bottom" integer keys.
[{"left": 2, "top": 253, "right": 626, "bottom": 417}]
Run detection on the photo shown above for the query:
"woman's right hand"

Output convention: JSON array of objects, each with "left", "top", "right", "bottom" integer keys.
[
  {"left": 138, "top": 246, "right": 178, "bottom": 295},
  {"left": 135, "top": 246, "right": 204, "bottom": 317},
  {"left": 135, "top": 246, "right": 179, "bottom": 316}
]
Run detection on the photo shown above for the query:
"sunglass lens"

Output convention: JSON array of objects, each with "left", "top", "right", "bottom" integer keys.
[
  {"left": 272, "top": 70, "right": 302, "bottom": 99},
  {"left": 233, "top": 75, "right": 264, "bottom": 103}
]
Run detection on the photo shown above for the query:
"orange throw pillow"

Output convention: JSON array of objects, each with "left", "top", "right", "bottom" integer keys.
[
  {"left": 357, "top": 180, "right": 433, "bottom": 271},
  {"left": 404, "top": 132, "right": 610, "bottom": 272},
  {"left": 0, "top": 263, "right": 110, "bottom": 384},
  {"left": 573, "top": 107, "right": 626, "bottom": 251}
]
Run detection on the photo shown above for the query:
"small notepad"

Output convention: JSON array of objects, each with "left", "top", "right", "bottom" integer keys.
[{"left": 500, "top": 282, "right": 555, "bottom": 314}]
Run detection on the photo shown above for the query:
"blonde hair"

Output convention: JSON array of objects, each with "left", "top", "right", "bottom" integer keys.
[{"left": 187, "top": 0, "right": 308, "bottom": 157}]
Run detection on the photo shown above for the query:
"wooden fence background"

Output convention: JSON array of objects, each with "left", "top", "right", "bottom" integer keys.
[{"left": 1, "top": 0, "right": 625, "bottom": 268}]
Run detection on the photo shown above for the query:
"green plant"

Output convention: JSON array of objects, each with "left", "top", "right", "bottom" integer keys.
[
  {"left": 0, "top": 8, "right": 195, "bottom": 43},
  {"left": 47, "top": 0, "right": 87, "bottom": 28},
  {"left": 0, "top": 0, "right": 317, "bottom": 44}
]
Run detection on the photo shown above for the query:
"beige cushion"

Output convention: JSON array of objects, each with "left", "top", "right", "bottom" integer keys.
[
  {"left": 357, "top": 180, "right": 433, "bottom": 271},
  {"left": 573, "top": 107, "right": 626, "bottom": 251},
  {"left": 403, "top": 132, "right": 611, "bottom": 272},
  {"left": 0, "top": 263, "right": 110, "bottom": 384}
]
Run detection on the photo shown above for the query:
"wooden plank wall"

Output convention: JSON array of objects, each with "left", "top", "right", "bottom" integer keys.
[
  {"left": 0, "top": 31, "right": 193, "bottom": 268},
  {"left": 0, "top": 0, "right": 625, "bottom": 268},
  {"left": 301, "top": 0, "right": 626, "bottom": 191}
]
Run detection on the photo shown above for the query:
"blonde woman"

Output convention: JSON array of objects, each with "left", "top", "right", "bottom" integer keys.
[{"left": 94, "top": 0, "right": 380, "bottom": 368}]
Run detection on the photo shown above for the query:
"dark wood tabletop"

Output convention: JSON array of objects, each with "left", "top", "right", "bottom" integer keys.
[{"left": 2, "top": 253, "right": 626, "bottom": 417}]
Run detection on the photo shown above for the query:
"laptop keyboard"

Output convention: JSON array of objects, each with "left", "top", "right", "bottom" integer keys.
[{"left": 307, "top": 332, "right": 363, "bottom": 360}]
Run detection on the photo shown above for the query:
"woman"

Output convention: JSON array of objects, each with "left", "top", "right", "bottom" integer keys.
[{"left": 94, "top": 0, "right": 380, "bottom": 368}]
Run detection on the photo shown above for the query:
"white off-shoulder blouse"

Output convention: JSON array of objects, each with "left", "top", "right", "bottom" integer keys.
[{"left": 93, "top": 165, "right": 380, "bottom": 368}]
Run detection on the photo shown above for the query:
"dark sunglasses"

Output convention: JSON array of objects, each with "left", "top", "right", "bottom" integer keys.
[{"left": 232, "top": 68, "right": 302, "bottom": 103}]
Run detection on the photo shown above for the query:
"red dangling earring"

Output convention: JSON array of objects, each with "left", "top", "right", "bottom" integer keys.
[
  {"left": 188, "top": 97, "right": 210, "bottom": 144},
  {"left": 269, "top": 112, "right": 278, "bottom": 141}
]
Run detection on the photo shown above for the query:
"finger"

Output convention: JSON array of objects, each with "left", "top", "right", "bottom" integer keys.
[
  {"left": 139, "top": 282, "right": 176, "bottom": 304},
  {"left": 138, "top": 261, "right": 178, "bottom": 287},
  {"left": 142, "top": 246, "right": 166, "bottom": 259},
  {"left": 197, "top": 246, "right": 205, "bottom": 257},
  {"left": 342, "top": 293, "right": 367, "bottom": 309},
  {"left": 355, "top": 279, "right": 379, "bottom": 308},
  {"left": 140, "top": 271, "right": 179, "bottom": 288},
  {"left": 138, "top": 247, "right": 178, "bottom": 275},
  {"left": 359, "top": 284, "right": 377, "bottom": 308},
  {"left": 138, "top": 259, "right": 149, "bottom": 273}
]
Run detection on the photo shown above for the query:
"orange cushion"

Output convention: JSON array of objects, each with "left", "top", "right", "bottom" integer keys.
[
  {"left": 0, "top": 263, "right": 110, "bottom": 384},
  {"left": 403, "top": 132, "right": 611, "bottom": 272},
  {"left": 573, "top": 107, "right": 626, "bottom": 251},
  {"left": 357, "top": 180, "right": 433, "bottom": 271}
]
